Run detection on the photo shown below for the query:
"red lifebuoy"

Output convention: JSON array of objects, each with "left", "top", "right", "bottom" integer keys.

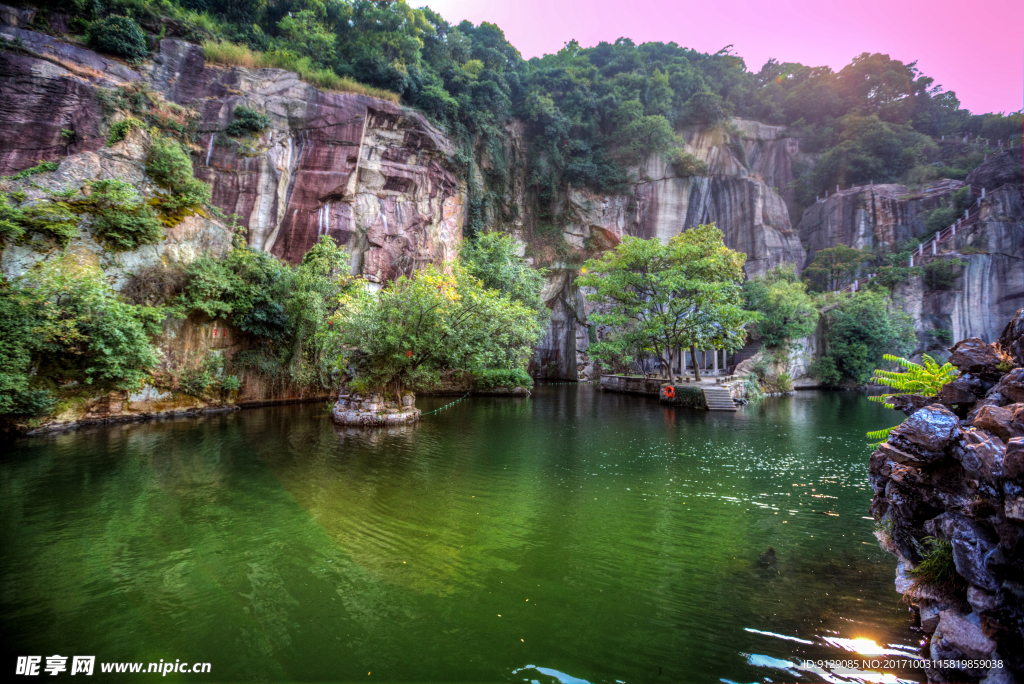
[{"left": 664, "top": 386, "right": 676, "bottom": 399}]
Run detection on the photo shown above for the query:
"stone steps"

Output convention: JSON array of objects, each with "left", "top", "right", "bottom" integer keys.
[{"left": 703, "top": 387, "right": 737, "bottom": 412}]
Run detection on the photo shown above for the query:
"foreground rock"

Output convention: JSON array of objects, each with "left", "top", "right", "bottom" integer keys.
[
  {"left": 870, "top": 311, "right": 1024, "bottom": 683},
  {"left": 331, "top": 392, "right": 420, "bottom": 426}
]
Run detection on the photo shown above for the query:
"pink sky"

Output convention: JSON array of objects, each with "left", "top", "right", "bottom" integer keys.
[{"left": 417, "top": 0, "right": 1024, "bottom": 115}]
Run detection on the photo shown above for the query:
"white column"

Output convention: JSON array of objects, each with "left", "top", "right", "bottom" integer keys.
[
  {"left": 981, "top": 187, "right": 986, "bottom": 199},
  {"left": 713, "top": 349, "right": 719, "bottom": 372},
  {"left": 932, "top": 241, "right": 937, "bottom": 255}
]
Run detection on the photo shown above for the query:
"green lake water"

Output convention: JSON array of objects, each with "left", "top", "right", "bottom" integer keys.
[{"left": 1, "top": 386, "right": 925, "bottom": 683}]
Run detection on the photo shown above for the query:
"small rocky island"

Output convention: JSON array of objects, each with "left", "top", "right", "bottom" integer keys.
[
  {"left": 870, "top": 309, "right": 1024, "bottom": 683},
  {"left": 332, "top": 392, "right": 421, "bottom": 426}
]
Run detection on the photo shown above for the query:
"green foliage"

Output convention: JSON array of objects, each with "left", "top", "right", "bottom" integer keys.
[
  {"left": 578, "top": 224, "right": 753, "bottom": 382},
  {"left": 932, "top": 328, "right": 953, "bottom": 343},
  {"left": 0, "top": 194, "right": 78, "bottom": 248},
  {"left": 146, "top": 134, "right": 212, "bottom": 211},
  {"left": 668, "top": 149, "right": 709, "bottom": 177},
  {"left": 87, "top": 15, "right": 150, "bottom": 60},
  {"left": 909, "top": 538, "right": 966, "bottom": 597},
  {"left": 97, "top": 82, "right": 201, "bottom": 144},
  {"left": 219, "top": 375, "right": 241, "bottom": 393},
  {"left": 7, "top": 160, "right": 59, "bottom": 180},
  {"left": 175, "top": 236, "right": 351, "bottom": 390},
  {"left": 81, "top": 178, "right": 164, "bottom": 250},
  {"left": 472, "top": 367, "right": 533, "bottom": 390},
  {"left": 869, "top": 353, "right": 958, "bottom": 409},
  {"left": 776, "top": 371, "right": 793, "bottom": 393},
  {"left": 802, "top": 244, "right": 870, "bottom": 291},
  {"left": 329, "top": 263, "right": 542, "bottom": 397},
  {"left": 178, "top": 364, "right": 214, "bottom": 397},
  {"left": 923, "top": 258, "right": 964, "bottom": 291},
  {"left": 816, "top": 289, "right": 917, "bottom": 385},
  {"left": 0, "top": 256, "right": 162, "bottom": 417},
  {"left": 461, "top": 231, "right": 547, "bottom": 321},
  {"left": 742, "top": 265, "right": 819, "bottom": 349},
  {"left": 226, "top": 106, "right": 271, "bottom": 137},
  {"left": 107, "top": 117, "right": 144, "bottom": 145}
]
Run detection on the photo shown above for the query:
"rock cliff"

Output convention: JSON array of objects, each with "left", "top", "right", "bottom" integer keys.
[
  {"left": 796, "top": 150, "right": 1023, "bottom": 347},
  {"left": 870, "top": 318, "right": 1024, "bottom": 683},
  {"left": 0, "top": 21, "right": 465, "bottom": 425},
  {"left": 0, "top": 27, "right": 465, "bottom": 281},
  {"left": 532, "top": 119, "right": 809, "bottom": 379}
]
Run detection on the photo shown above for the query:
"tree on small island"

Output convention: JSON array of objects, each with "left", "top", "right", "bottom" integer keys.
[
  {"left": 327, "top": 263, "right": 542, "bottom": 399},
  {"left": 578, "top": 224, "right": 753, "bottom": 382}
]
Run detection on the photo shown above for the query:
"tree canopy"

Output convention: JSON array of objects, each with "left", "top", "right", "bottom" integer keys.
[
  {"left": 578, "top": 224, "right": 752, "bottom": 382},
  {"left": 742, "top": 265, "right": 820, "bottom": 350},
  {"left": 328, "top": 263, "right": 542, "bottom": 397}
]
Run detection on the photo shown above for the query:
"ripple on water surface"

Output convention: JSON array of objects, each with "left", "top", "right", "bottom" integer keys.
[{"left": 0, "top": 387, "right": 923, "bottom": 682}]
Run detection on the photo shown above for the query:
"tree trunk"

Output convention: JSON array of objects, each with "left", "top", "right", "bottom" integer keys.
[
  {"left": 691, "top": 344, "right": 702, "bottom": 381},
  {"left": 661, "top": 349, "right": 675, "bottom": 384}
]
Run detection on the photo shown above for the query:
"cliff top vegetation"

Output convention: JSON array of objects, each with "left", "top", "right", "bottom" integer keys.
[{"left": 14, "top": 0, "right": 1023, "bottom": 238}]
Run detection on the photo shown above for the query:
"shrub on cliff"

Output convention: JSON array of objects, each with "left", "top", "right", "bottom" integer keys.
[
  {"left": 82, "top": 179, "right": 165, "bottom": 251},
  {"left": 87, "top": 16, "right": 150, "bottom": 61},
  {"left": 0, "top": 256, "right": 163, "bottom": 417},
  {"left": 146, "top": 134, "right": 211, "bottom": 212},
  {"left": 668, "top": 149, "right": 709, "bottom": 177},
  {"left": 226, "top": 106, "right": 271, "bottom": 137},
  {"left": 173, "top": 236, "right": 351, "bottom": 391}
]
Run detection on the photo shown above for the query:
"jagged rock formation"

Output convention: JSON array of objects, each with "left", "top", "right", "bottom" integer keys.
[
  {"left": 0, "top": 25, "right": 465, "bottom": 282},
  {"left": 870, "top": 317, "right": 1024, "bottom": 683}
]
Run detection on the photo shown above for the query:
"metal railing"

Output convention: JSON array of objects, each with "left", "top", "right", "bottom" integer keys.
[{"left": 836, "top": 185, "right": 987, "bottom": 294}]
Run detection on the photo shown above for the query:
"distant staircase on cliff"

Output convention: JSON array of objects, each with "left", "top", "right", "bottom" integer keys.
[
  {"left": 703, "top": 387, "right": 737, "bottom": 412},
  {"left": 836, "top": 184, "right": 988, "bottom": 294}
]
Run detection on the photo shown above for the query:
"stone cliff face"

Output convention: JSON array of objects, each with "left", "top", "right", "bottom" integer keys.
[
  {"left": 0, "top": 21, "right": 464, "bottom": 425},
  {"left": 870, "top": 322, "right": 1024, "bottom": 683},
  {"left": 888, "top": 152, "right": 1024, "bottom": 349},
  {"left": 531, "top": 119, "right": 809, "bottom": 379},
  {"left": 0, "top": 27, "right": 465, "bottom": 282},
  {"left": 798, "top": 181, "right": 967, "bottom": 258},
  {"left": 148, "top": 40, "right": 464, "bottom": 279}
]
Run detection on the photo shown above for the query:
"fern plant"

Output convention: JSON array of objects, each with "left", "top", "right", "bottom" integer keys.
[{"left": 866, "top": 353, "right": 958, "bottom": 442}]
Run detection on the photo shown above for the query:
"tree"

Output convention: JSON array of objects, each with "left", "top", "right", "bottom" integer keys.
[
  {"left": 578, "top": 224, "right": 753, "bottom": 382},
  {"left": 329, "top": 263, "right": 542, "bottom": 397},
  {"left": 618, "top": 115, "right": 682, "bottom": 166},
  {"left": 742, "top": 265, "right": 819, "bottom": 349},
  {"left": 811, "top": 289, "right": 917, "bottom": 385},
  {"left": 802, "top": 244, "right": 870, "bottom": 292},
  {"left": 460, "top": 231, "right": 548, "bottom": 320}
]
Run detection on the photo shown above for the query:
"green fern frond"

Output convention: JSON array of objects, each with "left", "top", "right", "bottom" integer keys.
[
  {"left": 867, "top": 425, "right": 896, "bottom": 441},
  {"left": 867, "top": 352, "right": 958, "bottom": 445}
]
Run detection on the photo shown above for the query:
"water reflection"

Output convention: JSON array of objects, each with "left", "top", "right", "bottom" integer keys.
[{"left": 0, "top": 388, "right": 919, "bottom": 682}]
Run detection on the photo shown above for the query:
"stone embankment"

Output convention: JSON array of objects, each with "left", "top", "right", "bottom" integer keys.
[{"left": 870, "top": 309, "right": 1024, "bottom": 683}]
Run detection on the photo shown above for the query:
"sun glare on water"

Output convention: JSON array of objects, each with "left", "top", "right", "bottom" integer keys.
[{"left": 850, "top": 638, "right": 885, "bottom": 655}]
